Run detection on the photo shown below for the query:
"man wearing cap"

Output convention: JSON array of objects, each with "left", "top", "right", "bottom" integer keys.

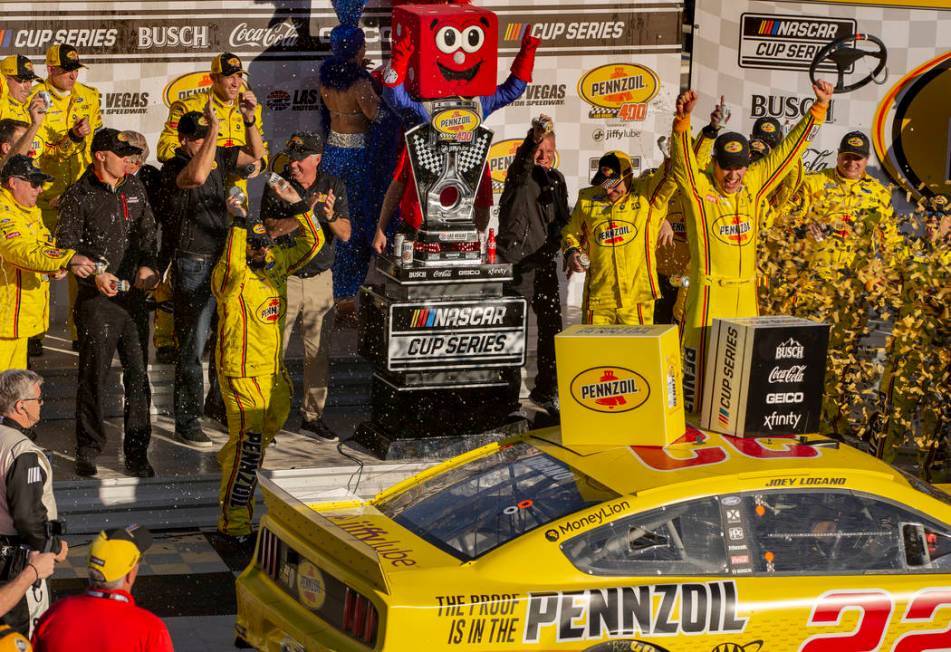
[
  {"left": 32, "top": 525, "right": 173, "bottom": 651},
  {"left": 262, "top": 132, "right": 349, "bottom": 441},
  {"left": 0, "top": 369, "right": 69, "bottom": 636},
  {"left": 160, "top": 100, "right": 264, "bottom": 449},
  {"left": 669, "top": 81, "right": 833, "bottom": 417},
  {"left": 157, "top": 53, "right": 266, "bottom": 182},
  {"left": 0, "top": 56, "right": 46, "bottom": 162},
  {"left": 55, "top": 129, "right": 159, "bottom": 478},
  {"left": 793, "top": 130, "right": 900, "bottom": 435},
  {"left": 563, "top": 151, "right": 675, "bottom": 326},
  {"left": 32, "top": 45, "right": 102, "bottom": 230},
  {"left": 0, "top": 155, "right": 95, "bottom": 370},
  {"left": 214, "top": 180, "right": 327, "bottom": 540}
]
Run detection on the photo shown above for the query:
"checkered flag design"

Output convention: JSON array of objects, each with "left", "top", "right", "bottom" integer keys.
[
  {"left": 457, "top": 131, "right": 492, "bottom": 173},
  {"left": 410, "top": 132, "right": 443, "bottom": 175}
]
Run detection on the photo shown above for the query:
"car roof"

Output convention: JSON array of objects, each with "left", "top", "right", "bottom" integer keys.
[{"left": 527, "top": 425, "right": 906, "bottom": 497}]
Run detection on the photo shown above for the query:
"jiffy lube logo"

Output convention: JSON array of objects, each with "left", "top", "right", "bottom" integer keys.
[
  {"left": 713, "top": 214, "right": 753, "bottom": 245},
  {"left": 577, "top": 63, "right": 659, "bottom": 121},
  {"left": 570, "top": 367, "right": 650, "bottom": 413},
  {"left": 593, "top": 220, "right": 637, "bottom": 246},
  {"left": 296, "top": 560, "right": 326, "bottom": 610},
  {"left": 487, "top": 138, "right": 560, "bottom": 192},
  {"left": 431, "top": 108, "right": 481, "bottom": 143},
  {"left": 257, "top": 297, "right": 282, "bottom": 323}
]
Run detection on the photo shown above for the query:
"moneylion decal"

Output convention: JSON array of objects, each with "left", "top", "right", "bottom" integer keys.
[
  {"left": 712, "top": 214, "right": 753, "bottom": 246},
  {"left": 570, "top": 367, "right": 650, "bottom": 413},
  {"left": 577, "top": 63, "right": 659, "bottom": 121}
]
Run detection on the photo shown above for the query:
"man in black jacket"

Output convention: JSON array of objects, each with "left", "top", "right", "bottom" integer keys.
[
  {"left": 497, "top": 115, "right": 568, "bottom": 410},
  {"left": 55, "top": 129, "right": 159, "bottom": 478},
  {"left": 0, "top": 369, "right": 68, "bottom": 634}
]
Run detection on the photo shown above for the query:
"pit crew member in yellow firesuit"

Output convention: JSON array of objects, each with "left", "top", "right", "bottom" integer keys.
[
  {"left": 669, "top": 81, "right": 832, "bottom": 417},
  {"left": 0, "top": 155, "right": 96, "bottom": 370},
  {"left": 875, "top": 207, "right": 949, "bottom": 479},
  {"left": 791, "top": 131, "right": 900, "bottom": 437},
  {"left": 212, "top": 178, "right": 327, "bottom": 541},
  {"left": 562, "top": 151, "right": 675, "bottom": 325}
]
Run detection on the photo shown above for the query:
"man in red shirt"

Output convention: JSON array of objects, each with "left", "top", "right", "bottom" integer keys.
[{"left": 31, "top": 525, "right": 173, "bottom": 652}]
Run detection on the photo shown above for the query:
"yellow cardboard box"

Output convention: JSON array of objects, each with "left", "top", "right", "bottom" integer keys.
[{"left": 555, "top": 324, "right": 685, "bottom": 447}]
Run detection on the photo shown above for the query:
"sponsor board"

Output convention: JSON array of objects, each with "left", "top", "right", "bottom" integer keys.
[
  {"left": 101, "top": 92, "right": 149, "bottom": 116},
  {"left": 486, "top": 138, "right": 560, "bottom": 191},
  {"left": 163, "top": 71, "right": 214, "bottom": 107},
  {"left": 387, "top": 298, "right": 527, "bottom": 371},
  {"left": 738, "top": 13, "right": 856, "bottom": 72},
  {"left": 507, "top": 83, "right": 567, "bottom": 108},
  {"left": 577, "top": 63, "right": 659, "bottom": 121},
  {"left": 499, "top": 9, "right": 681, "bottom": 53},
  {"left": 265, "top": 88, "right": 320, "bottom": 112}
]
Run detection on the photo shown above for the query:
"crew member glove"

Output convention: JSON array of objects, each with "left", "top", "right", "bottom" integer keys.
[{"left": 383, "top": 33, "right": 414, "bottom": 88}]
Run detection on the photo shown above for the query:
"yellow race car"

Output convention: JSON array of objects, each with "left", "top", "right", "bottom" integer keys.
[{"left": 235, "top": 427, "right": 951, "bottom": 651}]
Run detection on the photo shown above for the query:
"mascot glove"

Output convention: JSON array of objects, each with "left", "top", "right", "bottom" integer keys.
[
  {"left": 383, "top": 34, "right": 415, "bottom": 87},
  {"left": 511, "top": 26, "right": 540, "bottom": 83}
]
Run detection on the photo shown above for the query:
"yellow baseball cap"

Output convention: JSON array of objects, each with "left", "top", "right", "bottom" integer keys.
[
  {"left": 0, "top": 55, "right": 39, "bottom": 81},
  {"left": 88, "top": 524, "right": 153, "bottom": 583}
]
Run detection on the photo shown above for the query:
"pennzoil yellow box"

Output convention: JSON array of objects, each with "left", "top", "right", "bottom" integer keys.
[{"left": 555, "top": 324, "right": 685, "bottom": 447}]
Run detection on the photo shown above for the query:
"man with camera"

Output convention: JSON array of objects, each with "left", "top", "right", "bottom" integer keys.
[{"left": 0, "top": 369, "right": 68, "bottom": 636}]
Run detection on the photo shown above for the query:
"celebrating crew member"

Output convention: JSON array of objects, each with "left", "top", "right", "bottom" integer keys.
[
  {"left": 793, "top": 130, "right": 900, "bottom": 436},
  {"left": 55, "top": 130, "right": 159, "bottom": 479},
  {"left": 495, "top": 115, "right": 567, "bottom": 409},
  {"left": 0, "top": 155, "right": 95, "bottom": 370},
  {"left": 213, "top": 180, "right": 326, "bottom": 540},
  {"left": 262, "top": 133, "right": 349, "bottom": 442},
  {"left": 562, "top": 151, "right": 674, "bottom": 325},
  {"left": 0, "top": 370, "right": 69, "bottom": 636},
  {"left": 161, "top": 102, "right": 264, "bottom": 449},
  {"left": 669, "top": 81, "right": 832, "bottom": 416},
  {"left": 0, "top": 57, "right": 46, "bottom": 164}
]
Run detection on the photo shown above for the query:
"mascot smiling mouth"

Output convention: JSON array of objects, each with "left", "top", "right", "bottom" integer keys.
[{"left": 437, "top": 61, "right": 481, "bottom": 82}]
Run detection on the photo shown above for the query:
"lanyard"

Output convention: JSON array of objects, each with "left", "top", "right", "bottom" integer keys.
[{"left": 86, "top": 590, "right": 130, "bottom": 603}]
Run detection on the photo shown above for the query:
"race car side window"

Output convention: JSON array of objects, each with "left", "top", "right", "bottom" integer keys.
[
  {"left": 376, "top": 442, "right": 618, "bottom": 561},
  {"left": 560, "top": 497, "right": 728, "bottom": 576},
  {"left": 740, "top": 490, "right": 951, "bottom": 574}
]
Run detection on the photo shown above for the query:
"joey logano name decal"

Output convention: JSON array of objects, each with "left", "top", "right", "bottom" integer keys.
[{"left": 524, "top": 581, "right": 746, "bottom": 643}]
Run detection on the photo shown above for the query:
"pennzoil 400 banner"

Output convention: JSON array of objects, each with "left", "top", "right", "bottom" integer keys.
[{"left": 0, "top": 0, "right": 684, "bottom": 204}]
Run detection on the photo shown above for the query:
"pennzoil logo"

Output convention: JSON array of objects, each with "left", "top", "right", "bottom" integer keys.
[
  {"left": 487, "top": 138, "right": 559, "bottom": 192},
  {"left": 570, "top": 367, "right": 650, "bottom": 413},
  {"left": 257, "top": 297, "right": 283, "bottom": 323},
  {"left": 723, "top": 141, "right": 743, "bottom": 153},
  {"left": 594, "top": 220, "right": 636, "bottom": 246},
  {"left": 163, "top": 71, "right": 213, "bottom": 107},
  {"left": 577, "top": 63, "right": 659, "bottom": 121},
  {"left": 713, "top": 215, "right": 753, "bottom": 245},
  {"left": 432, "top": 108, "right": 480, "bottom": 143},
  {"left": 296, "top": 560, "right": 326, "bottom": 610}
]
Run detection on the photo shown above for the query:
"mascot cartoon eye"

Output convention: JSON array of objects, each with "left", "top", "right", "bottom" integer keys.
[
  {"left": 436, "top": 26, "right": 462, "bottom": 53},
  {"left": 461, "top": 26, "right": 485, "bottom": 53}
]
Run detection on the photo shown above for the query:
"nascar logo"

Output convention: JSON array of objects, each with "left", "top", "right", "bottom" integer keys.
[
  {"left": 713, "top": 215, "right": 753, "bottom": 245},
  {"left": 570, "top": 367, "right": 650, "bottom": 413},
  {"left": 755, "top": 18, "right": 839, "bottom": 39},
  {"left": 408, "top": 305, "right": 505, "bottom": 328},
  {"left": 594, "top": 220, "right": 636, "bottom": 246}
]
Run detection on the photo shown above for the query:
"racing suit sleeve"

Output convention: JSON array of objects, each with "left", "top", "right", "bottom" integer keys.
[
  {"left": 670, "top": 115, "right": 704, "bottom": 197},
  {"left": 479, "top": 75, "right": 528, "bottom": 120},
  {"left": 694, "top": 129, "right": 716, "bottom": 170},
  {"left": 747, "top": 103, "right": 826, "bottom": 202},
  {"left": 5, "top": 453, "right": 58, "bottom": 552},
  {"left": 211, "top": 225, "right": 248, "bottom": 301},
  {"left": 561, "top": 191, "right": 589, "bottom": 252},
  {"left": 157, "top": 101, "right": 188, "bottom": 163},
  {"left": 281, "top": 209, "right": 325, "bottom": 275},
  {"left": 0, "top": 224, "right": 75, "bottom": 273}
]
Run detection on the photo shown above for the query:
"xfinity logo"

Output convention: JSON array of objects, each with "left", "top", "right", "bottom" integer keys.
[
  {"left": 775, "top": 338, "right": 804, "bottom": 360},
  {"left": 138, "top": 25, "right": 210, "bottom": 49},
  {"left": 763, "top": 410, "right": 802, "bottom": 431},
  {"left": 768, "top": 365, "right": 805, "bottom": 383},
  {"left": 766, "top": 392, "right": 804, "bottom": 404}
]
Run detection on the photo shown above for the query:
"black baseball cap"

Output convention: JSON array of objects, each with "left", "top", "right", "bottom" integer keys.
[
  {"left": 91, "top": 128, "right": 143, "bottom": 156},
  {"left": 285, "top": 132, "right": 324, "bottom": 160},
  {"left": 247, "top": 220, "right": 275, "bottom": 249},
  {"left": 751, "top": 117, "right": 783, "bottom": 148},
  {"left": 0, "top": 55, "right": 39, "bottom": 81},
  {"left": 713, "top": 132, "right": 751, "bottom": 170},
  {"left": 749, "top": 137, "right": 770, "bottom": 163},
  {"left": 839, "top": 131, "right": 870, "bottom": 158},
  {"left": 1, "top": 154, "right": 53, "bottom": 184},
  {"left": 211, "top": 52, "right": 244, "bottom": 76},
  {"left": 590, "top": 151, "right": 633, "bottom": 187},
  {"left": 178, "top": 111, "right": 211, "bottom": 139},
  {"left": 46, "top": 44, "right": 86, "bottom": 72}
]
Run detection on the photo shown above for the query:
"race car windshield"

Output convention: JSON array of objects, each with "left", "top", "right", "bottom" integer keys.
[{"left": 376, "top": 441, "right": 618, "bottom": 561}]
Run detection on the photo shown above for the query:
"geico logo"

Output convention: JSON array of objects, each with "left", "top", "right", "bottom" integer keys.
[
  {"left": 137, "top": 25, "right": 210, "bottom": 49},
  {"left": 766, "top": 392, "right": 804, "bottom": 404}
]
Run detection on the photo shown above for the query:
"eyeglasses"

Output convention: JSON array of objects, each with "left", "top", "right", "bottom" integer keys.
[{"left": 20, "top": 397, "right": 43, "bottom": 406}]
